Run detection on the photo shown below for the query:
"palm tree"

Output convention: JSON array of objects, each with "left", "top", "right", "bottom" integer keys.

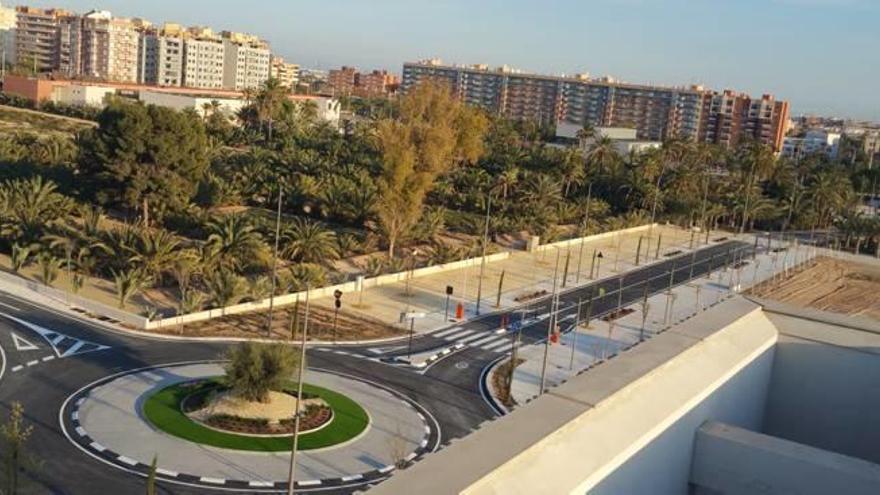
[
  {"left": 130, "top": 228, "right": 181, "bottom": 284},
  {"left": 585, "top": 136, "right": 621, "bottom": 177},
  {"left": 491, "top": 167, "right": 520, "bottom": 200},
  {"left": 284, "top": 263, "right": 328, "bottom": 291},
  {"left": 36, "top": 252, "right": 60, "bottom": 286},
  {"left": 205, "top": 215, "right": 267, "bottom": 272},
  {"left": 205, "top": 269, "right": 247, "bottom": 309},
  {"left": 282, "top": 218, "right": 339, "bottom": 265},
  {"left": 10, "top": 243, "right": 32, "bottom": 274},
  {"left": 111, "top": 268, "right": 152, "bottom": 309}
]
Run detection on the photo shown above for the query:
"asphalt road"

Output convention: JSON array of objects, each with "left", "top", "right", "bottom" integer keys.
[{"left": 0, "top": 237, "right": 751, "bottom": 494}]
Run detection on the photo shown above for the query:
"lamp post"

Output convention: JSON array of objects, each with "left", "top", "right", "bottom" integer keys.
[
  {"left": 267, "top": 188, "right": 284, "bottom": 337},
  {"left": 286, "top": 288, "right": 310, "bottom": 495},
  {"left": 332, "top": 290, "right": 342, "bottom": 344},
  {"left": 475, "top": 195, "right": 492, "bottom": 315}
]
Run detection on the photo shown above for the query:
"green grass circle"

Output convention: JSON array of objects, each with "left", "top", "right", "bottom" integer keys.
[{"left": 142, "top": 378, "right": 369, "bottom": 452}]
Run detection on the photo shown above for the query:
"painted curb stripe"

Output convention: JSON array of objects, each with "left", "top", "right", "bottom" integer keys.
[
  {"left": 157, "top": 468, "right": 179, "bottom": 477},
  {"left": 248, "top": 481, "right": 274, "bottom": 487},
  {"left": 117, "top": 455, "right": 138, "bottom": 466},
  {"left": 297, "top": 480, "right": 321, "bottom": 486},
  {"left": 341, "top": 474, "right": 363, "bottom": 482},
  {"left": 89, "top": 442, "right": 106, "bottom": 452},
  {"left": 378, "top": 465, "right": 395, "bottom": 474},
  {"left": 200, "top": 477, "right": 226, "bottom": 485}
]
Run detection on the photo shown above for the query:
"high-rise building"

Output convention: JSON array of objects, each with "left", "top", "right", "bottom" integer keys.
[
  {"left": 327, "top": 66, "right": 357, "bottom": 96},
  {"left": 139, "top": 24, "right": 184, "bottom": 86},
  {"left": 79, "top": 11, "right": 141, "bottom": 83},
  {"left": 181, "top": 28, "right": 225, "bottom": 90},
  {"left": 221, "top": 31, "right": 270, "bottom": 91},
  {"left": 0, "top": 2, "right": 16, "bottom": 70},
  {"left": 402, "top": 60, "right": 790, "bottom": 151},
  {"left": 270, "top": 55, "right": 298, "bottom": 89},
  {"left": 13, "top": 6, "right": 77, "bottom": 73}
]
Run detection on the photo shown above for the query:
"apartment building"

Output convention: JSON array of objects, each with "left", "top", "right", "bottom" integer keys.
[
  {"left": 13, "top": 6, "right": 77, "bottom": 73},
  {"left": 182, "top": 36, "right": 225, "bottom": 89},
  {"left": 221, "top": 31, "right": 270, "bottom": 91},
  {"left": 327, "top": 65, "right": 357, "bottom": 96},
  {"left": 356, "top": 69, "right": 398, "bottom": 97},
  {"left": 402, "top": 60, "right": 790, "bottom": 151},
  {"left": 781, "top": 130, "right": 841, "bottom": 160},
  {"left": 79, "top": 11, "right": 141, "bottom": 83},
  {"left": 139, "top": 24, "right": 184, "bottom": 86},
  {"left": 270, "top": 55, "right": 299, "bottom": 89},
  {"left": 0, "top": 3, "right": 16, "bottom": 70}
]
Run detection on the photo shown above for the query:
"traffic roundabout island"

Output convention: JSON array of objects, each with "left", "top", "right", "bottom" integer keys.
[{"left": 60, "top": 362, "right": 440, "bottom": 492}]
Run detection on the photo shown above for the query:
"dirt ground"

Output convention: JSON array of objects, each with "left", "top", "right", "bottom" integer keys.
[
  {"left": 751, "top": 257, "right": 880, "bottom": 321},
  {"left": 156, "top": 303, "right": 405, "bottom": 342}
]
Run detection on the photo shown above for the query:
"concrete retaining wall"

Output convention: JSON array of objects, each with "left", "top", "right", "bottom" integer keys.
[
  {"left": 532, "top": 223, "right": 658, "bottom": 252},
  {"left": 691, "top": 421, "right": 880, "bottom": 495}
]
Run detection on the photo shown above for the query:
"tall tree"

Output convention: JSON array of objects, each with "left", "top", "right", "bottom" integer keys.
[
  {"left": 374, "top": 82, "right": 488, "bottom": 256},
  {"left": 78, "top": 101, "right": 209, "bottom": 224}
]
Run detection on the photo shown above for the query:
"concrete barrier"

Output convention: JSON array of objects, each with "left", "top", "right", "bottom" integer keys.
[{"left": 533, "top": 224, "right": 659, "bottom": 252}]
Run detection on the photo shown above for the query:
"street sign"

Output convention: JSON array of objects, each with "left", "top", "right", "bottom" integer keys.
[{"left": 446, "top": 285, "right": 454, "bottom": 296}]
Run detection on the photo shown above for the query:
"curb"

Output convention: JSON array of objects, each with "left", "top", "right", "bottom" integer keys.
[{"left": 59, "top": 362, "right": 443, "bottom": 493}]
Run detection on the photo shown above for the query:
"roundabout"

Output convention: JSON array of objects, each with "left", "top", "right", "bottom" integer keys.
[{"left": 60, "top": 362, "right": 440, "bottom": 492}]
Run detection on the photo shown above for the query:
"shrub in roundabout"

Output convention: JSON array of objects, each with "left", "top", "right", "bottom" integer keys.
[{"left": 142, "top": 343, "right": 369, "bottom": 452}]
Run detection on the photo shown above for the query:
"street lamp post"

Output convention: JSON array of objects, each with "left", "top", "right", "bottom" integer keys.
[
  {"left": 475, "top": 195, "right": 492, "bottom": 315},
  {"left": 332, "top": 290, "right": 342, "bottom": 344},
  {"left": 267, "top": 188, "right": 284, "bottom": 337},
  {"left": 538, "top": 249, "right": 561, "bottom": 396},
  {"left": 286, "top": 288, "right": 310, "bottom": 495}
]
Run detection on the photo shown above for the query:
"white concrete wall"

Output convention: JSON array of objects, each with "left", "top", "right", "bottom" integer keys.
[
  {"left": 588, "top": 343, "right": 774, "bottom": 495},
  {"left": 763, "top": 314, "right": 880, "bottom": 465},
  {"left": 691, "top": 421, "right": 880, "bottom": 495}
]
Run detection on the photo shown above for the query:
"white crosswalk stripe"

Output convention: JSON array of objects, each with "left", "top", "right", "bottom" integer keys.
[
  {"left": 456, "top": 333, "right": 490, "bottom": 344},
  {"left": 441, "top": 329, "right": 474, "bottom": 341},
  {"left": 483, "top": 339, "right": 513, "bottom": 352},
  {"left": 469, "top": 335, "right": 502, "bottom": 347},
  {"left": 433, "top": 326, "right": 464, "bottom": 338}
]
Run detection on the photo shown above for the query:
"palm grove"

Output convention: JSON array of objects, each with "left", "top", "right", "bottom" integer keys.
[{"left": 0, "top": 80, "right": 877, "bottom": 317}]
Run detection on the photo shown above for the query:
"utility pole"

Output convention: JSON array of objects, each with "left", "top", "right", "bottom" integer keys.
[
  {"left": 569, "top": 298, "right": 583, "bottom": 370},
  {"left": 475, "top": 195, "right": 492, "bottom": 315},
  {"left": 267, "top": 188, "right": 284, "bottom": 337},
  {"left": 287, "top": 289, "right": 310, "bottom": 495},
  {"left": 538, "top": 250, "right": 560, "bottom": 396}
]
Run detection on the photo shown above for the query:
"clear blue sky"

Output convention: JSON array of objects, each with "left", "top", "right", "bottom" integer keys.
[{"left": 21, "top": 0, "right": 880, "bottom": 121}]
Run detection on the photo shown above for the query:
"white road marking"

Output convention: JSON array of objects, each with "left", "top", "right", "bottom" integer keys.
[
  {"left": 441, "top": 329, "right": 473, "bottom": 340},
  {"left": 456, "top": 333, "right": 491, "bottom": 345},
  {"left": 469, "top": 335, "right": 502, "bottom": 347},
  {"left": 51, "top": 334, "right": 66, "bottom": 346},
  {"left": 89, "top": 442, "right": 106, "bottom": 452},
  {"left": 26, "top": 360, "right": 38, "bottom": 367},
  {"left": 11, "top": 365, "right": 22, "bottom": 372},
  {"left": 200, "top": 477, "right": 226, "bottom": 485},
  {"left": 61, "top": 341, "right": 86, "bottom": 358},
  {"left": 297, "top": 480, "right": 321, "bottom": 486},
  {"left": 483, "top": 340, "right": 513, "bottom": 352},
  {"left": 11, "top": 333, "right": 38, "bottom": 351},
  {"left": 156, "top": 468, "right": 179, "bottom": 477},
  {"left": 42, "top": 355, "right": 54, "bottom": 362},
  {"left": 433, "top": 326, "right": 463, "bottom": 337},
  {"left": 0, "top": 302, "right": 21, "bottom": 312},
  {"left": 248, "top": 481, "right": 274, "bottom": 487},
  {"left": 117, "top": 456, "right": 138, "bottom": 466},
  {"left": 341, "top": 474, "right": 363, "bottom": 482}
]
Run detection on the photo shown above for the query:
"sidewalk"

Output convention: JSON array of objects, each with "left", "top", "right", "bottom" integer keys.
[
  {"left": 507, "top": 237, "right": 817, "bottom": 404},
  {"left": 317, "top": 224, "right": 703, "bottom": 334}
]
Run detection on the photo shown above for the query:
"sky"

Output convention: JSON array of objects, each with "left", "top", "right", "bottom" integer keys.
[{"left": 18, "top": 0, "right": 880, "bottom": 121}]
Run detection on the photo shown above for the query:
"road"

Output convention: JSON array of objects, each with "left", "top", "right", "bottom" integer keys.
[{"left": 0, "top": 237, "right": 751, "bottom": 494}]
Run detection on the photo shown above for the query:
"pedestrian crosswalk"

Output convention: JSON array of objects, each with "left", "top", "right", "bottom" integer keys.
[{"left": 433, "top": 327, "right": 514, "bottom": 354}]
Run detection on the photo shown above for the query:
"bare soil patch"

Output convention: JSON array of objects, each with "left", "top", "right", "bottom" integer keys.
[
  {"left": 491, "top": 358, "right": 525, "bottom": 409},
  {"left": 750, "top": 257, "right": 880, "bottom": 321},
  {"left": 159, "top": 303, "right": 405, "bottom": 341}
]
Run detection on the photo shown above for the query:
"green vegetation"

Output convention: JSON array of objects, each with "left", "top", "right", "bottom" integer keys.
[
  {"left": 0, "top": 402, "right": 39, "bottom": 495},
  {"left": 0, "top": 77, "right": 878, "bottom": 317},
  {"left": 224, "top": 342, "right": 302, "bottom": 402},
  {"left": 142, "top": 379, "right": 369, "bottom": 452}
]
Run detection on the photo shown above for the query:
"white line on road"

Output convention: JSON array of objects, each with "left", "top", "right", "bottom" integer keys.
[
  {"left": 42, "top": 355, "right": 54, "bottom": 362},
  {"left": 469, "top": 335, "right": 502, "bottom": 347},
  {"left": 441, "top": 329, "right": 473, "bottom": 340},
  {"left": 483, "top": 340, "right": 512, "bottom": 352},
  {"left": 0, "top": 302, "right": 21, "bottom": 312},
  {"left": 456, "top": 333, "right": 490, "bottom": 345},
  {"left": 11, "top": 365, "right": 22, "bottom": 372},
  {"left": 433, "top": 326, "right": 463, "bottom": 338},
  {"left": 61, "top": 341, "right": 86, "bottom": 358},
  {"left": 26, "top": 360, "right": 38, "bottom": 367}
]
